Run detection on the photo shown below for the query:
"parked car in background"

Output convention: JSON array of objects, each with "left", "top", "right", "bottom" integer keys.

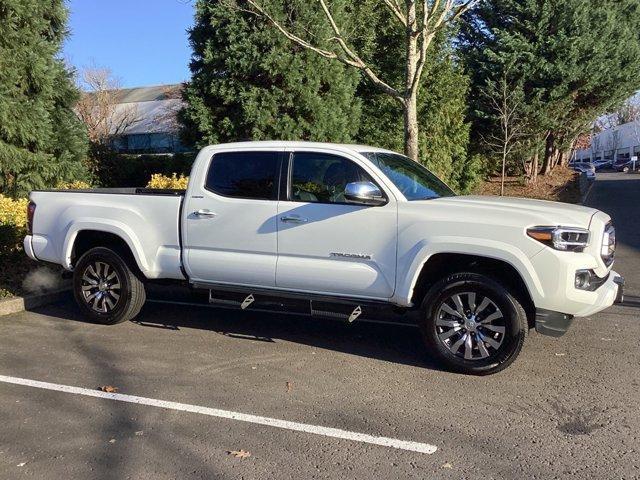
[
  {"left": 613, "top": 158, "right": 636, "bottom": 172},
  {"left": 572, "top": 162, "right": 596, "bottom": 180},
  {"left": 23, "top": 142, "right": 623, "bottom": 375},
  {"left": 592, "top": 159, "right": 612, "bottom": 171}
]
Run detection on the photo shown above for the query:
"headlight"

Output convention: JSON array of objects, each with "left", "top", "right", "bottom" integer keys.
[
  {"left": 527, "top": 226, "right": 590, "bottom": 252},
  {"left": 601, "top": 222, "right": 615, "bottom": 266}
]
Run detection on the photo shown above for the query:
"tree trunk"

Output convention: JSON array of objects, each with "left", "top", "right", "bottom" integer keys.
[
  {"left": 500, "top": 149, "right": 507, "bottom": 196},
  {"left": 557, "top": 150, "right": 566, "bottom": 167},
  {"left": 541, "top": 131, "right": 555, "bottom": 175},
  {"left": 529, "top": 152, "right": 539, "bottom": 184},
  {"left": 404, "top": 94, "right": 419, "bottom": 161},
  {"left": 403, "top": 2, "right": 419, "bottom": 161}
]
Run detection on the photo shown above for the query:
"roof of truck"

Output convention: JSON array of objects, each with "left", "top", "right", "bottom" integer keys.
[{"left": 203, "top": 141, "right": 398, "bottom": 154}]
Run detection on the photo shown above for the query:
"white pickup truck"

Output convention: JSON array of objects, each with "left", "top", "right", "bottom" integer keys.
[{"left": 24, "top": 141, "right": 623, "bottom": 374}]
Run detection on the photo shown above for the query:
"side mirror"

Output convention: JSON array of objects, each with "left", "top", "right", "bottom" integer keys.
[{"left": 344, "top": 181, "right": 386, "bottom": 206}]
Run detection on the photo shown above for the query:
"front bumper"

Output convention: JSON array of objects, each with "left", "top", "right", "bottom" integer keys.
[{"left": 535, "top": 274, "right": 625, "bottom": 337}]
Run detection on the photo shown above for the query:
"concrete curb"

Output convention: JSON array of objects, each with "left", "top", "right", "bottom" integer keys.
[
  {"left": 0, "top": 288, "right": 71, "bottom": 317},
  {"left": 578, "top": 172, "right": 595, "bottom": 205}
]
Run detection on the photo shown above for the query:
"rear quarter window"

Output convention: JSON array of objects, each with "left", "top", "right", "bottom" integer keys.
[{"left": 205, "top": 151, "right": 280, "bottom": 200}]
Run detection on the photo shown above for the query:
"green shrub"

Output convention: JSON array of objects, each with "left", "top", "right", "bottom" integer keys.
[{"left": 0, "top": 195, "right": 28, "bottom": 253}]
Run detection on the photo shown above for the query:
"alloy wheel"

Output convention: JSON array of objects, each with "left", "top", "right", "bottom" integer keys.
[
  {"left": 435, "top": 291, "right": 506, "bottom": 360},
  {"left": 80, "top": 261, "right": 122, "bottom": 313}
]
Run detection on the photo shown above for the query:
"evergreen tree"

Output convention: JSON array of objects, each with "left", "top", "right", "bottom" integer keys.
[
  {"left": 0, "top": 0, "right": 88, "bottom": 198},
  {"left": 180, "top": 0, "right": 362, "bottom": 147},
  {"left": 462, "top": 0, "right": 640, "bottom": 176}
]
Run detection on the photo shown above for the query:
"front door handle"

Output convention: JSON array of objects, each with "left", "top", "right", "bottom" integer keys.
[
  {"left": 280, "top": 215, "right": 308, "bottom": 224},
  {"left": 194, "top": 209, "right": 217, "bottom": 218}
]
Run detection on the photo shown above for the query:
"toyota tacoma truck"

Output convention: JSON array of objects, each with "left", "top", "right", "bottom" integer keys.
[{"left": 23, "top": 142, "right": 624, "bottom": 375}]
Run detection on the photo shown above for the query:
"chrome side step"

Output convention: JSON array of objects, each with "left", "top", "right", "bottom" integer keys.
[{"left": 206, "top": 289, "right": 412, "bottom": 326}]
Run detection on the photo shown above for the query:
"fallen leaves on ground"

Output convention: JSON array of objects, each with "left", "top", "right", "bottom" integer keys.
[
  {"left": 99, "top": 385, "right": 118, "bottom": 393},
  {"left": 227, "top": 449, "right": 251, "bottom": 459},
  {"left": 286, "top": 381, "right": 293, "bottom": 393},
  {"left": 442, "top": 462, "right": 453, "bottom": 469},
  {"left": 475, "top": 166, "right": 580, "bottom": 203}
]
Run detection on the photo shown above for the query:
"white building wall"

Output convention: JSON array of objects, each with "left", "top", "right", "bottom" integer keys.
[{"left": 575, "top": 120, "right": 640, "bottom": 162}]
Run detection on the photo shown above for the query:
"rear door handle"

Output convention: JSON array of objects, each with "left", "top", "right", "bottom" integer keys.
[
  {"left": 194, "top": 209, "right": 217, "bottom": 218},
  {"left": 280, "top": 215, "right": 308, "bottom": 224}
]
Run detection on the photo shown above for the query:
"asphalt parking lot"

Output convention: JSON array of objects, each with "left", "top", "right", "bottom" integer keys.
[{"left": 1, "top": 172, "right": 639, "bottom": 479}]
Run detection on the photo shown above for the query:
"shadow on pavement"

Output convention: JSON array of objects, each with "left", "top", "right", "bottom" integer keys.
[{"left": 34, "top": 294, "right": 441, "bottom": 372}]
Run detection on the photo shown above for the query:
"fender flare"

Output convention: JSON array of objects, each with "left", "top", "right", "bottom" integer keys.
[{"left": 62, "top": 219, "right": 150, "bottom": 273}]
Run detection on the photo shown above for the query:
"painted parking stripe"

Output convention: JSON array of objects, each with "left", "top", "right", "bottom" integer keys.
[{"left": 0, "top": 374, "right": 437, "bottom": 454}]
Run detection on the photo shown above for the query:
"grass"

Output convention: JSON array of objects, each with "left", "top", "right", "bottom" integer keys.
[{"left": 474, "top": 166, "right": 581, "bottom": 204}]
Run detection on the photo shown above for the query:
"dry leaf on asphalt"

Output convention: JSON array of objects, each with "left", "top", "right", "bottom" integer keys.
[
  {"left": 286, "top": 381, "right": 293, "bottom": 393},
  {"left": 99, "top": 385, "right": 118, "bottom": 393},
  {"left": 227, "top": 449, "right": 251, "bottom": 459},
  {"left": 442, "top": 462, "right": 453, "bottom": 469}
]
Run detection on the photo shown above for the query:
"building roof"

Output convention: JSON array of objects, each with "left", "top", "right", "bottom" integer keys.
[
  {"left": 97, "top": 84, "right": 184, "bottom": 136},
  {"left": 112, "top": 84, "right": 182, "bottom": 104}
]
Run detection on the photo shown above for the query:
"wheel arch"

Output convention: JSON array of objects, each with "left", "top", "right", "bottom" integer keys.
[
  {"left": 408, "top": 252, "right": 537, "bottom": 329},
  {"left": 67, "top": 228, "right": 147, "bottom": 279}
]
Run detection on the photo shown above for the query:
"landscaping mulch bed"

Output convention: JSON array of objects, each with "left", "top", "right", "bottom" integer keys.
[{"left": 475, "top": 166, "right": 581, "bottom": 204}]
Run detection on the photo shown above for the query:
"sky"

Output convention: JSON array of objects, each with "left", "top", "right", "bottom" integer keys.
[{"left": 63, "top": 0, "right": 194, "bottom": 88}]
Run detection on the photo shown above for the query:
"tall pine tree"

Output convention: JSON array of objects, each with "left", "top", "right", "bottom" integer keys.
[
  {"left": 462, "top": 0, "right": 640, "bottom": 176},
  {"left": 180, "top": 0, "right": 362, "bottom": 147},
  {"left": 0, "top": 0, "right": 88, "bottom": 198}
]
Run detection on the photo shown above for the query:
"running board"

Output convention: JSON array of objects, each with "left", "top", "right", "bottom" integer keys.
[{"left": 204, "top": 288, "right": 412, "bottom": 326}]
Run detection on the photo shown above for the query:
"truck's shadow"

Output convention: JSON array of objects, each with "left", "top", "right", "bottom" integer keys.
[{"left": 36, "top": 292, "right": 442, "bottom": 371}]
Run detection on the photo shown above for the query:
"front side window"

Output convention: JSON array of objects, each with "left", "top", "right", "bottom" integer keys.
[
  {"left": 205, "top": 151, "right": 280, "bottom": 200},
  {"left": 290, "top": 152, "right": 376, "bottom": 204},
  {"left": 361, "top": 151, "right": 455, "bottom": 200}
]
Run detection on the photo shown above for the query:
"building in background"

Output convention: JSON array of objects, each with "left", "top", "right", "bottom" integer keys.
[
  {"left": 575, "top": 120, "right": 640, "bottom": 164},
  {"left": 107, "top": 84, "right": 188, "bottom": 154}
]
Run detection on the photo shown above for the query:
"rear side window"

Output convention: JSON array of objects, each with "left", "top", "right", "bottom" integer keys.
[{"left": 205, "top": 151, "right": 280, "bottom": 200}]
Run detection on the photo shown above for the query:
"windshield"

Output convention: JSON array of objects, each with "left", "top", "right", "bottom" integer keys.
[{"left": 361, "top": 152, "right": 456, "bottom": 200}]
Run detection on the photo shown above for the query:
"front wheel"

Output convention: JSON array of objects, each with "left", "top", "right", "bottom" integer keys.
[
  {"left": 419, "top": 272, "right": 527, "bottom": 375},
  {"left": 73, "top": 247, "right": 146, "bottom": 325}
]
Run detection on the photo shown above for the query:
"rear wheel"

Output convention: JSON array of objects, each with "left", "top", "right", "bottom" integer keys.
[
  {"left": 73, "top": 247, "right": 146, "bottom": 324},
  {"left": 419, "top": 272, "right": 527, "bottom": 375}
]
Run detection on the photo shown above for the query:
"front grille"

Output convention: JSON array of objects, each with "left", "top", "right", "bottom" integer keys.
[{"left": 601, "top": 222, "right": 615, "bottom": 267}]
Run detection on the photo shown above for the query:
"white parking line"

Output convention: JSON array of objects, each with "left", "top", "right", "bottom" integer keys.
[{"left": 0, "top": 374, "right": 437, "bottom": 454}]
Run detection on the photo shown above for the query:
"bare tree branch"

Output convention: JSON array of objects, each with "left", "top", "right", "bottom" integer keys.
[
  {"left": 382, "top": 0, "right": 407, "bottom": 26},
  {"left": 75, "top": 66, "right": 142, "bottom": 146}
]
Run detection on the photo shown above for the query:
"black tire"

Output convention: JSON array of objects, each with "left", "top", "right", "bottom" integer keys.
[
  {"left": 419, "top": 272, "right": 527, "bottom": 375},
  {"left": 73, "top": 247, "right": 146, "bottom": 325}
]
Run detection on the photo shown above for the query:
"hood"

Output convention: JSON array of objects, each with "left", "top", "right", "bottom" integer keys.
[{"left": 422, "top": 195, "right": 598, "bottom": 228}]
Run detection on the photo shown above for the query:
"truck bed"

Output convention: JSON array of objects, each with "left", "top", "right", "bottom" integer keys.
[
  {"left": 28, "top": 188, "right": 186, "bottom": 280},
  {"left": 34, "top": 187, "right": 185, "bottom": 196}
]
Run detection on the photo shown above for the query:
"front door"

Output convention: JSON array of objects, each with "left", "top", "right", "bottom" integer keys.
[
  {"left": 182, "top": 149, "right": 282, "bottom": 287},
  {"left": 276, "top": 151, "right": 397, "bottom": 299}
]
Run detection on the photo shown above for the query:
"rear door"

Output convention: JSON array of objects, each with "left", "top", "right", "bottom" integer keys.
[
  {"left": 182, "top": 149, "right": 283, "bottom": 287},
  {"left": 276, "top": 150, "right": 397, "bottom": 299}
]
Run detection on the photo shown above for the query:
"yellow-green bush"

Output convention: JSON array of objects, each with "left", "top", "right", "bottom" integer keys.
[
  {"left": 56, "top": 180, "right": 91, "bottom": 190},
  {"left": 146, "top": 173, "right": 189, "bottom": 189},
  {"left": 0, "top": 195, "right": 28, "bottom": 252}
]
